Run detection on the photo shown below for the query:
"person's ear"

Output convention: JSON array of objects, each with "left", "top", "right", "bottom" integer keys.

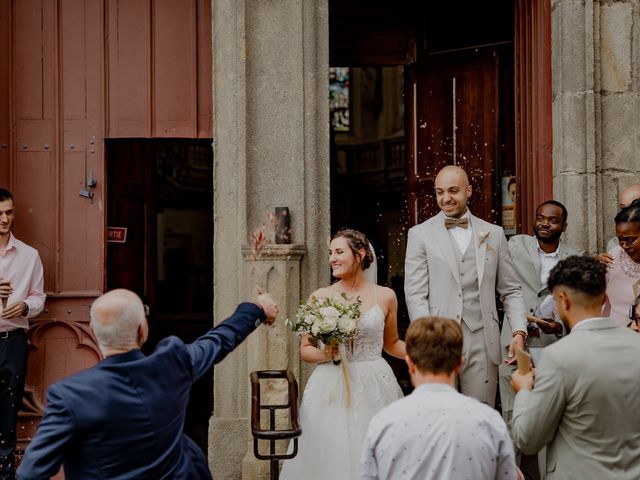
[
  {"left": 405, "top": 355, "right": 415, "bottom": 375},
  {"left": 454, "top": 355, "right": 464, "bottom": 375},
  {"left": 466, "top": 184, "right": 472, "bottom": 199},
  {"left": 558, "top": 290, "right": 570, "bottom": 312},
  {"left": 138, "top": 319, "right": 149, "bottom": 348}
]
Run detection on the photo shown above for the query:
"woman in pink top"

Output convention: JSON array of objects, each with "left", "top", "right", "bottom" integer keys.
[{"left": 605, "top": 199, "right": 640, "bottom": 325}]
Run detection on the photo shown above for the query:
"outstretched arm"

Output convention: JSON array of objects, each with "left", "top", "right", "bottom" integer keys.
[
  {"left": 511, "top": 350, "right": 566, "bottom": 454},
  {"left": 187, "top": 297, "right": 276, "bottom": 381}
]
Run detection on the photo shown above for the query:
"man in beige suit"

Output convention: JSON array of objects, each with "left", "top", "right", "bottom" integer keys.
[
  {"left": 499, "top": 200, "right": 581, "bottom": 479},
  {"left": 511, "top": 255, "right": 640, "bottom": 479},
  {"left": 404, "top": 165, "right": 526, "bottom": 406}
]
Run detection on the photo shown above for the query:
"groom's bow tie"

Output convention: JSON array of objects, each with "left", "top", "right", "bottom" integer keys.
[{"left": 444, "top": 217, "right": 469, "bottom": 229}]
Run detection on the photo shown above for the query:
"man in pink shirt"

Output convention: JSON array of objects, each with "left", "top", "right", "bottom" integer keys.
[{"left": 0, "top": 188, "right": 45, "bottom": 480}]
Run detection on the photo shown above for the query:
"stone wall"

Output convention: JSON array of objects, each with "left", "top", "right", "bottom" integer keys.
[
  {"left": 553, "top": 0, "right": 640, "bottom": 252},
  {"left": 210, "top": 0, "right": 330, "bottom": 478}
]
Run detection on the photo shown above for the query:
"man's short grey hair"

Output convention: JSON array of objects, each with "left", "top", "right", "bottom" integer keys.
[{"left": 90, "top": 298, "right": 145, "bottom": 348}]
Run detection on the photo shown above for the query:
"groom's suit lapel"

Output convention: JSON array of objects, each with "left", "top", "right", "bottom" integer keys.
[
  {"left": 470, "top": 213, "right": 487, "bottom": 287},
  {"left": 431, "top": 212, "right": 460, "bottom": 284}
]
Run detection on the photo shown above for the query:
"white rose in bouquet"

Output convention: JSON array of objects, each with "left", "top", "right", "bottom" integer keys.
[
  {"left": 311, "top": 322, "right": 321, "bottom": 336},
  {"left": 318, "top": 306, "right": 339, "bottom": 332},
  {"left": 304, "top": 314, "right": 315, "bottom": 327},
  {"left": 338, "top": 316, "right": 356, "bottom": 334},
  {"left": 319, "top": 306, "right": 339, "bottom": 323}
]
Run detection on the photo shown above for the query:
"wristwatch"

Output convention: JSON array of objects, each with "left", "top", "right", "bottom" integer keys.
[{"left": 22, "top": 302, "right": 29, "bottom": 317}]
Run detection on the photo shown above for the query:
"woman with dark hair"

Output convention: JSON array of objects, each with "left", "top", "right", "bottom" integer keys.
[
  {"left": 279, "top": 228, "right": 405, "bottom": 480},
  {"left": 604, "top": 199, "right": 640, "bottom": 325}
]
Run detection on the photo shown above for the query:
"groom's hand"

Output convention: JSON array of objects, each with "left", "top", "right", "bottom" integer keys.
[{"left": 256, "top": 293, "right": 278, "bottom": 325}]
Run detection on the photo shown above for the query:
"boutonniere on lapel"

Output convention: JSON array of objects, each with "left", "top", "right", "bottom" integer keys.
[{"left": 478, "top": 230, "right": 490, "bottom": 245}]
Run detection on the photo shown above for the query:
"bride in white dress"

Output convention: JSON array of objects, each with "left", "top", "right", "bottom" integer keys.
[{"left": 280, "top": 228, "right": 405, "bottom": 480}]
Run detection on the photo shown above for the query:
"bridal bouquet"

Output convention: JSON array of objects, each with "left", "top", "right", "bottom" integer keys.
[{"left": 287, "top": 293, "right": 361, "bottom": 363}]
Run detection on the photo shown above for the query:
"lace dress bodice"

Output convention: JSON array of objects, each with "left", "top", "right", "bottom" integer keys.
[{"left": 346, "top": 305, "right": 385, "bottom": 362}]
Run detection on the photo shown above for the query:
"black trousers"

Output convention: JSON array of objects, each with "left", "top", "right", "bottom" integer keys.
[{"left": 0, "top": 330, "right": 28, "bottom": 480}]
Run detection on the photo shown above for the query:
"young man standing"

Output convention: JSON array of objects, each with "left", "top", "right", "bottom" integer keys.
[
  {"left": 0, "top": 189, "right": 45, "bottom": 480},
  {"left": 362, "top": 316, "right": 518, "bottom": 480},
  {"left": 511, "top": 256, "right": 640, "bottom": 479}
]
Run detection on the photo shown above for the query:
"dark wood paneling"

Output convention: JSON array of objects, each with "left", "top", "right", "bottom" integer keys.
[
  {"left": 60, "top": 0, "right": 104, "bottom": 294},
  {"left": 406, "top": 52, "right": 501, "bottom": 225},
  {"left": 515, "top": 0, "right": 553, "bottom": 234},
  {"left": 11, "top": 1, "right": 106, "bottom": 466},
  {"left": 330, "top": 0, "right": 416, "bottom": 66}
]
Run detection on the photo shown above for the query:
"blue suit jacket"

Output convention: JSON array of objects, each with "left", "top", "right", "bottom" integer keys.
[{"left": 17, "top": 302, "right": 265, "bottom": 480}]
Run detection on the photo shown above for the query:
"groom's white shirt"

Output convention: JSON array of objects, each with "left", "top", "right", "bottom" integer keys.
[
  {"left": 361, "top": 383, "right": 516, "bottom": 480},
  {"left": 446, "top": 211, "right": 472, "bottom": 253}
]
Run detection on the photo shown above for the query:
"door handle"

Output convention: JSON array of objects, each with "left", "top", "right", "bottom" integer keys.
[
  {"left": 79, "top": 170, "right": 97, "bottom": 202},
  {"left": 79, "top": 189, "right": 94, "bottom": 199}
]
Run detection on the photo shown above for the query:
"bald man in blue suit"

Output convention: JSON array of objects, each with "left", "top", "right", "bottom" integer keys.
[{"left": 17, "top": 289, "right": 278, "bottom": 480}]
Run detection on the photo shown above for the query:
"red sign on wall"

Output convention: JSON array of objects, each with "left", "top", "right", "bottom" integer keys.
[{"left": 107, "top": 227, "right": 127, "bottom": 243}]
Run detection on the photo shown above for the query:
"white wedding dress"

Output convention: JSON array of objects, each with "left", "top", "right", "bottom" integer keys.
[{"left": 279, "top": 293, "right": 403, "bottom": 480}]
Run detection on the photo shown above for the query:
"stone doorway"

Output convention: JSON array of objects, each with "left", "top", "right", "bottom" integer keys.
[
  {"left": 106, "top": 138, "right": 214, "bottom": 455},
  {"left": 329, "top": 1, "right": 517, "bottom": 391}
]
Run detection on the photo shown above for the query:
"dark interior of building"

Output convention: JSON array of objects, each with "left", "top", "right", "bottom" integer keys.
[
  {"left": 329, "top": 1, "right": 515, "bottom": 393},
  {"left": 106, "top": 138, "right": 213, "bottom": 452}
]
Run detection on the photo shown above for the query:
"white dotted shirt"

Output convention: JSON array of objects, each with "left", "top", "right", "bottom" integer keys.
[{"left": 361, "top": 383, "right": 517, "bottom": 480}]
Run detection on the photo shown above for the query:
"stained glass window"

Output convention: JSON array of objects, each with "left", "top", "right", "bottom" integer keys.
[{"left": 329, "top": 67, "right": 350, "bottom": 132}]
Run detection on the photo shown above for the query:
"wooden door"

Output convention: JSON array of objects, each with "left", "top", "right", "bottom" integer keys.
[
  {"left": 3, "top": 0, "right": 106, "bottom": 459},
  {"left": 0, "top": 0, "right": 215, "bottom": 468},
  {"left": 406, "top": 51, "right": 501, "bottom": 226}
]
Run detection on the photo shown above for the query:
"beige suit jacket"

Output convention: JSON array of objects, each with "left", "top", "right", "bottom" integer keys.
[
  {"left": 404, "top": 211, "right": 526, "bottom": 365},
  {"left": 512, "top": 318, "right": 640, "bottom": 479},
  {"left": 501, "top": 235, "right": 581, "bottom": 351}
]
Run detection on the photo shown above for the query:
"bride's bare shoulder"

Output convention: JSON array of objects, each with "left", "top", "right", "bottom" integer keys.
[
  {"left": 308, "top": 286, "right": 332, "bottom": 300},
  {"left": 375, "top": 285, "right": 398, "bottom": 303}
]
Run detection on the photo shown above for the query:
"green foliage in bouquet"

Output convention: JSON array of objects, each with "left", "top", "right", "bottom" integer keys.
[{"left": 286, "top": 293, "right": 361, "bottom": 345}]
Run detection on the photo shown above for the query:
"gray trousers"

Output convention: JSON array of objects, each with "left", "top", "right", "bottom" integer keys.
[{"left": 458, "top": 322, "right": 497, "bottom": 407}]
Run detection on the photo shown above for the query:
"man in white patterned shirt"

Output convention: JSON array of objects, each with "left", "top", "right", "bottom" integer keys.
[{"left": 361, "top": 316, "right": 519, "bottom": 480}]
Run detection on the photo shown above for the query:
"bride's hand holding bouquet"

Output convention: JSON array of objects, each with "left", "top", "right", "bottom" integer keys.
[{"left": 287, "top": 294, "right": 361, "bottom": 365}]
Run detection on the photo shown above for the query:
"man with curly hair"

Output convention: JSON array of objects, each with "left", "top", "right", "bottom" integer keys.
[{"left": 511, "top": 255, "right": 640, "bottom": 479}]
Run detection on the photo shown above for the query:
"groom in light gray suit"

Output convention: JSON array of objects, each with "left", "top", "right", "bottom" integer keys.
[
  {"left": 404, "top": 165, "right": 527, "bottom": 406},
  {"left": 511, "top": 255, "right": 640, "bottom": 479}
]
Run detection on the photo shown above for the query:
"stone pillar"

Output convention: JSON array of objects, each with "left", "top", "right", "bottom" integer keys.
[
  {"left": 552, "top": 0, "right": 640, "bottom": 252},
  {"left": 210, "top": 1, "right": 330, "bottom": 479},
  {"left": 239, "top": 245, "right": 305, "bottom": 479}
]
